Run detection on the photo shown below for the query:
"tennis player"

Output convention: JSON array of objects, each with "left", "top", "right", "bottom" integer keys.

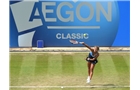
[{"left": 81, "top": 42, "right": 99, "bottom": 83}]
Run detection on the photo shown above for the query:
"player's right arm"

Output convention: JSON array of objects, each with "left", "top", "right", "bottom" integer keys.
[{"left": 81, "top": 42, "right": 94, "bottom": 52}]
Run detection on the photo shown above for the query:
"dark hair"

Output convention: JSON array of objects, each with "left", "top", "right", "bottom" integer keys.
[{"left": 95, "top": 46, "right": 99, "bottom": 51}]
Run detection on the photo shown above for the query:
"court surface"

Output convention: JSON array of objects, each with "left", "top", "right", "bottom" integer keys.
[{"left": 10, "top": 52, "right": 130, "bottom": 90}]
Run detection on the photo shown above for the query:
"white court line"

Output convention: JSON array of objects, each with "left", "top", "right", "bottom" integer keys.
[
  {"left": 10, "top": 85, "right": 130, "bottom": 88},
  {"left": 10, "top": 52, "right": 130, "bottom": 53}
]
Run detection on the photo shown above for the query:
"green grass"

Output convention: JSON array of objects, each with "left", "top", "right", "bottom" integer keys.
[
  {"left": 10, "top": 88, "right": 130, "bottom": 90},
  {"left": 10, "top": 52, "right": 130, "bottom": 90}
]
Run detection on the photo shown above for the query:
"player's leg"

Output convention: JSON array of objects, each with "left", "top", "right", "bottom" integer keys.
[
  {"left": 87, "top": 62, "right": 91, "bottom": 76},
  {"left": 87, "top": 62, "right": 91, "bottom": 83},
  {"left": 89, "top": 64, "right": 96, "bottom": 80}
]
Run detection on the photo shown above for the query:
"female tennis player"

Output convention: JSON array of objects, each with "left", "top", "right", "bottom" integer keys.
[{"left": 81, "top": 42, "right": 99, "bottom": 83}]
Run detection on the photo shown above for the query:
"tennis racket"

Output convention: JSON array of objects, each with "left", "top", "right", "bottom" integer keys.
[{"left": 69, "top": 39, "right": 83, "bottom": 44}]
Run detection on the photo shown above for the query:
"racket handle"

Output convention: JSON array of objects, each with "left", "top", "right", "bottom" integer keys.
[{"left": 79, "top": 42, "right": 84, "bottom": 44}]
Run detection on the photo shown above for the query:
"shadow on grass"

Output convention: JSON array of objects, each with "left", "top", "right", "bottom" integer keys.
[
  {"left": 89, "top": 83, "right": 129, "bottom": 88},
  {"left": 91, "top": 83, "right": 115, "bottom": 86}
]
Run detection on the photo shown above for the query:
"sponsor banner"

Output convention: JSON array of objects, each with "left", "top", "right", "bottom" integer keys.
[{"left": 10, "top": 0, "right": 130, "bottom": 47}]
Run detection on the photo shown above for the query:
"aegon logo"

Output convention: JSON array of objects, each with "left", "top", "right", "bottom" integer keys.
[
  {"left": 29, "top": 2, "right": 112, "bottom": 29},
  {"left": 10, "top": 1, "right": 119, "bottom": 47}
]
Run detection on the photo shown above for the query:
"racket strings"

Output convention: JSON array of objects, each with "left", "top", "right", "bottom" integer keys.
[{"left": 69, "top": 40, "right": 78, "bottom": 44}]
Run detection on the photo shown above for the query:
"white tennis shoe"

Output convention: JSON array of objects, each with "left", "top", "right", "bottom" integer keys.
[{"left": 86, "top": 76, "right": 90, "bottom": 83}]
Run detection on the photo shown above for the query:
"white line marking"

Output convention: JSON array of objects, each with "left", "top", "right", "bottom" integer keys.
[
  {"left": 10, "top": 52, "right": 130, "bottom": 54},
  {"left": 72, "top": 0, "right": 78, "bottom": 3},
  {"left": 47, "top": 26, "right": 100, "bottom": 29},
  {"left": 10, "top": 85, "right": 130, "bottom": 88}
]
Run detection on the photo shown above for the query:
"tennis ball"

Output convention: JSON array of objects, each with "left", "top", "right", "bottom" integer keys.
[
  {"left": 83, "top": 33, "right": 89, "bottom": 38},
  {"left": 61, "top": 86, "right": 63, "bottom": 88},
  {"left": 84, "top": 34, "right": 87, "bottom": 37}
]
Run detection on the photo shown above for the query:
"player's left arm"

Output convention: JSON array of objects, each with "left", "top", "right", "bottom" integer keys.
[{"left": 89, "top": 53, "right": 99, "bottom": 61}]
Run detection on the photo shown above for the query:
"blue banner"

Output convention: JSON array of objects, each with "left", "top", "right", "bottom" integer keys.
[{"left": 10, "top": 0, "right": 130, "bottom": 47}]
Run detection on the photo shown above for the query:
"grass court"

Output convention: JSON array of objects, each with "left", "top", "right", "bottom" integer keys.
[{"left": 10, "top": 52, "right": 130, "bottom": 90}]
